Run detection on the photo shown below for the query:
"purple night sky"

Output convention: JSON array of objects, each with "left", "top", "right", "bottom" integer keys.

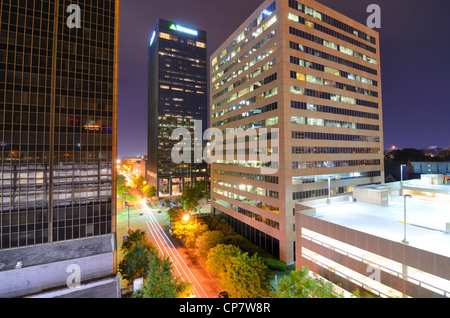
[{"left": 117, "top": 0, "right": 450, "bottom": 159}]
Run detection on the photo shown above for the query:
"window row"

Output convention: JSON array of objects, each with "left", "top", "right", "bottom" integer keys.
[
  {"left": 292, "top": 131, "right": 380, "bottom": 143},
  {"left": 291, "top": 116, "right": 380, "bottom": 132},
  {"left": 292, "top": 171, "right": 382, "bottom": 185},
  {"left": 292, "top": 146, "right": 381, "bottom": 155},
  {"left": 213, "top": 187, "right": 279, "bottom": 214},
  {"left": 292, "top": 159, "right": 381, "bottom": 170},
  {"left": 212, "top": 86, "right": 277, "bottom": 115},
  {"left": 291, "top": 101, "right": 379, "bottom": 120},
  {"left": 288, "top": 11, "right": 376, "bottom": 54},
  {"left": 288, "top": 0, "right": 376, "bottom": 45},
  {"left": 214, "top": 169, "right": 279, "bottom": 184},
  {"left": 290, "top": 41, "right": 377, "bottom": 76},
  {"left": 290, "top": 86, "right": 379, "bottom": 109},
  {"left": 289, "top": 26, "right": 377, "bottom": 66},
  {"left": 212, "top": 58, "right": 276, "bottom": 100},
  {"left": 212, "top": 73, "right": 277, "bottom": 110},
  {"left": 290, "top": 56, "right": 377, "bottom": 86},
  {"left": 212, "top": 102, "right": 278, "bottom": 128},
  {"left": 212, "top": 30, "right": 277, "bottom": 84},
  {"left": 213, "top": 179, "right": 279, "bottom": 199},
  {"left": 292, "top": 182, "right": 381, "bottom": 200},
  {"left": 290, "top": 70, "right": 378, "bottom": 98},
  {"left": 213, "top": 44, "right": 277, "bottom": 92},
  {"left": 213, "top": 199, "right": 279, "bottom": 230},
  {"left": 212, "top": 1, "right": 276, "bottom": 68}
]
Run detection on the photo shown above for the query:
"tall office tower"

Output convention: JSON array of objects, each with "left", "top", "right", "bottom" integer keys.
[
  {"left": 148, "top": 19, "right": 208, "bottom": 196},
  {"left": 210, "top": 0, "right": 384, "bottom": 264},
  {"left": 0, "top": 1, "right": 120, "bottom": 297}
]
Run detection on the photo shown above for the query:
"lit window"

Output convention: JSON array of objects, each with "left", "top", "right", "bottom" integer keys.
[
  {"left": 159, "top": 32, "right": 171, "bottom": 40},
  {"left": 296, "top": 73, "right": 306, "bottom": 81},
  {"left": 288, "top": 13, "right": 299, "bottom": 22},
  {"left": 196, "top": 41, "right": 206, "bottom": 48},
  {"left": 305, "top": 20, "right": 314, "bottom": 28}
]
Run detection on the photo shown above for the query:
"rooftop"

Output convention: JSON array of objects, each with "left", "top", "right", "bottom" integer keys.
[{"left": 303, "top": 194, "right": 450, "bottom": 258}]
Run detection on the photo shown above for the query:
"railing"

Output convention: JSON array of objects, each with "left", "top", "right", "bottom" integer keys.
[{"left": 302, "top": 234, "right": 450, "bottom": 298}]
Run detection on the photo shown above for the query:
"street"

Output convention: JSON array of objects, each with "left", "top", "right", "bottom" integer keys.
[{"left": 117, "top": 180, "right": 223, "bottom": 298}]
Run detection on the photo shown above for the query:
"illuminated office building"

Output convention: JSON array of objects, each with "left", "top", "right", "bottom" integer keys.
[
  {"left": 147, "top": 19, "right": 208, "bottom": 196},
  {"left": 210, "top": 0, "right": 384, "bottom": 263},
  {"left": 0, "top": 1, "right": 120, "bottom": 297}
]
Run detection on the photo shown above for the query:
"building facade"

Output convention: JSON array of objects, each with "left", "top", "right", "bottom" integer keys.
[
  {"left": 0, "top": 0, "right": 120, "bottom": 297},
  {"left": 210, "top": 0, "right": 384, "bottom": 264},
  {"left": 147, "top": 19, "right": 208, "bottom": 197}
]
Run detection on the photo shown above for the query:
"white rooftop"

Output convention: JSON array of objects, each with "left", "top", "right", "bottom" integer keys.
[{"left": 305, "top": 195, "right": 450, "bottom": 258}]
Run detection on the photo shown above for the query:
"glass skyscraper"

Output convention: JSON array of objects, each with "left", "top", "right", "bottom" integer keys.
[
  {"left": 0, "top": 0, "right": 120, "bottom": 298},
  {"left": 147, "top": 18, "right": 208, "bottom": 196}
]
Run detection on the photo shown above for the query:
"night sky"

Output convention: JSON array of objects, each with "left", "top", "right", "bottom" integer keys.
[{"left": 118, "top": 0, "right": 450, "bottom": 159}]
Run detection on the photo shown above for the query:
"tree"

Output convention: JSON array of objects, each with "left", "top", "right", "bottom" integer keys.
[
  {"left": 387, "top": 148, "right": 428, "bottom": 162},
  {"left": 205, "top": 244, "right": 241, "bottom": 277},
  {"left": 167, "top": 206, "right": 184, "bottom": 225},
  {"left": 118, "top": 242, "right": 157, "bottom": 284},
  {"left": 274, "top": 267, "right": 344, "bottom": 298},
  {"left": 195, "top": 230, "right": 225, "bottom": 261},
  {"left": 172, "top": 219, "right": 209, "bottom": 249},
  {"left": 224, "top": 252, "right": 272, "bottom": 298},
  {"left": 134, "top": 253, "right": 192, "bottom": 298},
  {"left": 117, "top": 174, "right": 132, "bottom": 197},
  {"left": 181, "top": 180, "right": 209, "bottom": 213},
  {"left": 142, "top": 184, "right": 156, "bottom": 198},
  {"left": 205, "top": 244, "right": 272, "bottom": 298},
  {"left": 121, "top": 229, "right": 151, "bottom": 253}
]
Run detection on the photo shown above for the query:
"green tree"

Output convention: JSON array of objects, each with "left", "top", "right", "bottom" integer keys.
[
  {"left": 117, "top": 174, "right": 132, "bottom": 197},
  {"left": 206, "top": 244, "right": 272, "bottom": 298},
  {"left": 181, "top": 180, "right": 209, "bottom": 213},
  {"left": 172, "top": 219, "right": 209, "bottom": 249},
  {"left": 167, "top": 206, "right": 184, "bottom": 225},
  {"left": 135, "top": 253, "right": 192, "bottom": 298},
  {"left": 195, "top": 230, "right": 225, "bottom": 261},
  {"left": 224, "top": 252, "right": 272, "bottom": 298},
  {"left": 205, "top": 244, "right": 241, "bottom": 277},
  {"left": 118, "top": 242, "right": 157, "bottom": 284},
  {"left": 121, "top": 229, "right": 151, "bottom": 253},
  {"left": 275, "top": 266, "right": 344, "bottom": 298}
]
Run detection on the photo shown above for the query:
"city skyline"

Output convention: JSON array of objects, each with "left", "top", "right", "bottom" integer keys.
[{"left": 118, "top": 0, "right": 450, "bottom": 159}]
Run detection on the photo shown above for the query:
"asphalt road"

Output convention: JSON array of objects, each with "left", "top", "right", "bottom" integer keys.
[{"left": 117, "top": 181, "right": 223, "bottom": 298}]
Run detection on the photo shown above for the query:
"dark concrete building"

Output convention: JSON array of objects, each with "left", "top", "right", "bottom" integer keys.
[
  {"left": 147, "top": 18, "right": 208, "bottom": 197},
  {"left": 0, "top": 0, "right": 120, "bottom": 297}
]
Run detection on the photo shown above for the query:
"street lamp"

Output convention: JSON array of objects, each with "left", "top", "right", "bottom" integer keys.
[
  {"left": 183, "top": 214, "right": 190, "bottom": 222},
  {"left": 402, "top": 195, "right": 412, "bottom": 244},
  {"left": 400, "top": 164, "right": 407, "bottom": 183}
]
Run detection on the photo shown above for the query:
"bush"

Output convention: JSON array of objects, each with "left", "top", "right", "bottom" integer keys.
[{"left": 262, "top": 258, "right": 287, "bottom": 272}]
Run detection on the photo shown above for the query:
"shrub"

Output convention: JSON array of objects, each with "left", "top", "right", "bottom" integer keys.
[{"left": 262, "top": 257, "right": 287, "bottom": 272}]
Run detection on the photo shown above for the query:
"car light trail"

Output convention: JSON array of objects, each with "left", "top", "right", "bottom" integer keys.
[{"left": 137, "top": 196, "right": 208, "bottom": 298}]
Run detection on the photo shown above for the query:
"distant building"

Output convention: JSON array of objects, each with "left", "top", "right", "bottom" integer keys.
[
  {"left": 411, "top": 162, "right": 450, "bottom": 175},
  {"left": 147, "top": 19, "right": 208, "bottom": 197}
]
